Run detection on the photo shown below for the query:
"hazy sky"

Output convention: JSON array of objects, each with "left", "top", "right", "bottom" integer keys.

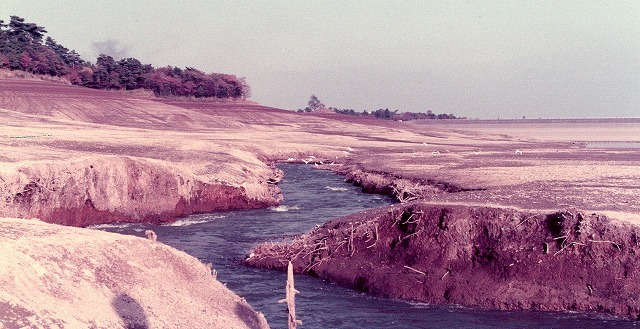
[{"left": 3, "top": 1, "right": 639, "bottom": 118}]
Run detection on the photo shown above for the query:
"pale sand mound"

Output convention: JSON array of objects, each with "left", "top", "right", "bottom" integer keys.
[{"left": 0, "top": 218, "right": 269, "bottom": 329}]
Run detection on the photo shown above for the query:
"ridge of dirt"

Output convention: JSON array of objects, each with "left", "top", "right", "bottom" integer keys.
[
  {"left": 327, "top": 164, "right": 485, "bottom": 203},
  {"left": 246, "top": 202, "right": 640, "bottom": 319},
  {"left": 0, "top": 156, "right": 281, "bottom": 227}
]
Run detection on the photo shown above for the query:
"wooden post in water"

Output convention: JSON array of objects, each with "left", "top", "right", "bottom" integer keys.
[{"left": 279, "top": 261, "right": 301, "bottom": 329}]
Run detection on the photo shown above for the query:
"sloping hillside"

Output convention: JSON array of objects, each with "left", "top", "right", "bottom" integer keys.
[
  {"left": 3, "top": 77, "right": 639, "bottom": 225},
  {"left": 0, "top": 217, "right": 269, "bottom": 328}
]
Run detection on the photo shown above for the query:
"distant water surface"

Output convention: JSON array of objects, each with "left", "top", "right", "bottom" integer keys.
[
  {"left": 95, "top": 164, "right": 636, "bottom": 329},
  {"left": 586, "top": 141, "right": 640, "bottom": 149}
]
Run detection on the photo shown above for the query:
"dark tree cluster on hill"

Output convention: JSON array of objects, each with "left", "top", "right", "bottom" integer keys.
[
  {"left": 299, "top": 95, "right": 462, "bottom": 120},
  {"left": 394, "top": 110, "right": 462, "bottom": 120},
  {"left": 0, "top": 16, "right": 82, "bottom": 76},
  {"left": 0, "top": 16, "right": 249, "bottom": 99},
  {"left": 333, "top": 107, "right": 462, "bottom": 120},
  {"left": 332, "top": 108, "right": 396, "bottom": 119},
  {"left": 296, "top": 94, "right": 325, "bottom": 112}
]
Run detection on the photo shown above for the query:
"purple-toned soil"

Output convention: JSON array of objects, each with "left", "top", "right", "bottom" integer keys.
[{"left": 247, "top": 202, "right": 640, "bottom": 319}]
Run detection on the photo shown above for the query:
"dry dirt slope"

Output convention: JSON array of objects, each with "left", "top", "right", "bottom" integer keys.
[
  {"left": 0, "top": 77, "right": 287, "bottom": 226},
  {"left": 2, "top": 77, "right": 639, "bottom": 222},
  {"left": 0, "top": 217, "right": 269, "bottom": 329},
  {"left": 2, "top": 75, "right": 640, "bottom": 323},
  {"left": 0, "top": 77, "right": 286, "bottom": 327}
]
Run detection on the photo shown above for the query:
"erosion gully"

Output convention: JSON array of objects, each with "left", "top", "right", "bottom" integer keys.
[{"left": 94, "top": 164, "right": 634, "bottom": 329}]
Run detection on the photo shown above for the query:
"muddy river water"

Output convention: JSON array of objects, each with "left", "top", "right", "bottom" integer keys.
[{"left": 95, "top": 164, "right": 635, "bottom": 328}]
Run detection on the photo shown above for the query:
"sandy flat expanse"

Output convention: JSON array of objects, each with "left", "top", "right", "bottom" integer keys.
[
  {"left": 1, "top": 77, "right": 639, "bottom": 221},
  {"left": 417, "top": 118, "right": 640, "bottom": 142}
]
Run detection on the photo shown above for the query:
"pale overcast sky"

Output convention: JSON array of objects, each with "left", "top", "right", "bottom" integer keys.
[{"left": 3, "top": 1, "right": 639, "bottom": 118}]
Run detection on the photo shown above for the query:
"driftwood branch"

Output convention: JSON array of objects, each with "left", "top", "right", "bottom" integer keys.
[
  {"left": 397, "top": 229, "right": 422, "bottom": 245},
  {"left": 366, "top": 224, "right": 379, "bottom": 249},
  {"left": 588, "top": 239, "right": 622, "bottom": 251},
  {"left": 279, "top": 261, "right": 302, "bottom": 329},
  {"left": 516, "top": 215, "right": 535, "bottom": 227},
  {"left": 145, "top": 230, "right": 157, "bottom": 242},
  {"left": 403, "top": 265, "right": 426, "bottom": 275},
  {"left": 348, "top": 224, "right": 356, "bottom": 256},
  {"left": 553, "top": 241, "right": 585, "bottom": 256}
]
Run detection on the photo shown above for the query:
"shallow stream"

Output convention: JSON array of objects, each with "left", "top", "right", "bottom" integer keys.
[{"left": 95, "top": 164, "right": 635, "bottom": 328}]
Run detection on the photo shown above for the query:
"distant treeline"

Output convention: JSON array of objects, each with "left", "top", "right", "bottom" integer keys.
[
  {"left": 0, "top": 16, "right": 249, "bottom": 99},
  {"left": 297, "top": 95, "right": 463, "bottom": 120},
  {"left": 332, "top": 108, "right": 462, "bottom": 120}
]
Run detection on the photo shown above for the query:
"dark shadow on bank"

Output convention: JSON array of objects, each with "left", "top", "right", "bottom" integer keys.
[
  {"left": 111, "top": 293, "right": 149, "bottom": 329},
  {"left": 234, "top": 301, "right": 268, "bottom": 329}
]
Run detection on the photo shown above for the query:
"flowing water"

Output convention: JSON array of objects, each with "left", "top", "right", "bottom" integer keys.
[{"left": 95, "top": 164, "right": 636, "bottom": 328}]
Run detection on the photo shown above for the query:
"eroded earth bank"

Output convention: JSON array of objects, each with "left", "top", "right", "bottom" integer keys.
[
  {"left": 247, "top": 202, "right": 640, "bottom": 319},
  {"left": 1, "top": 156, "right": 282, "bottom": 227}
]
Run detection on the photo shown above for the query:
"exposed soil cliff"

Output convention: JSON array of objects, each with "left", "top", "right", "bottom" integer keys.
[
  {"left": 0, "top": 156, "right": 281, "bottom": 227},
  {"left": 0, "top": 217, "right": 269, "bottom": 328},
  {"left": 247, "top": 202, "right": 640, "bottom": 319}
]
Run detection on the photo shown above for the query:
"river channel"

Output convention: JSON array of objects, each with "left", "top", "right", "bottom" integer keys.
[{"left": 95, "top": 164, "right": 635, "bottom": 328}]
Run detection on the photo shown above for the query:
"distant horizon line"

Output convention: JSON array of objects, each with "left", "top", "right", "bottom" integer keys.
[{"left": 272, "top": 107, "right": 640, "bottom": 121}]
